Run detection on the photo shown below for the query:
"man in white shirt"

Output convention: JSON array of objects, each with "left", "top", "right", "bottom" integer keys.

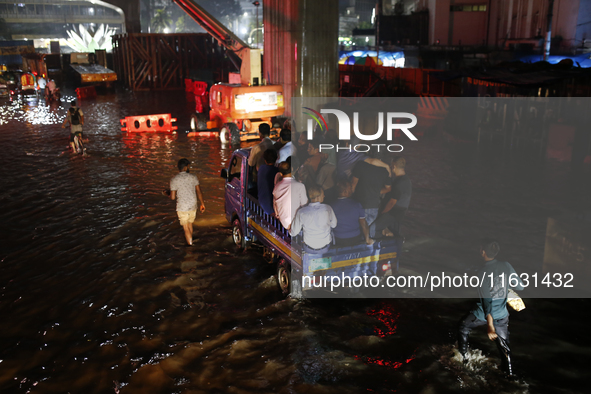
[
  {"left": 273, "top": 161, "right": 307, "bottom": 230},
  {"left": 291, "top": 184, "right": 337, "bottom": 255},
  {"left": 37, "top": 75, "right": 47, "bottom": 91},
  {"left": 276, "top": 128, "right": 297, "bottom": 165},
  {"left": 248, "top": 123, "right": 274, "bottom": 170},
  {"left": 164, "top": 158, "right": 206, "bottom": 246}
]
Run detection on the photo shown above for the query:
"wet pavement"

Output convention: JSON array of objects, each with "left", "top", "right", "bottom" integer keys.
[{"left": 0, "top": 89, "right": 590, "bottom": 393}]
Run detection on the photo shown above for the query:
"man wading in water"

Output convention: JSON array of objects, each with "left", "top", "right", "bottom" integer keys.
[
  {"left": 458, "top": 240, "right": 524, "bottom": 377},
  {"left": 62, "top": 100, "right": 85, "bottom": 153},
  {"left": 163, "top": 158, "right": 206, "bottom": 246}
]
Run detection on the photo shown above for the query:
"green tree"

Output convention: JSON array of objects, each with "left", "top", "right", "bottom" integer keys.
[
  {"left": 151, "top": 8, "right": 172, "bottom": 33},
  {"left": 358, "top": 21, "right": 373, "bottom": 29},
  {"left": 175, "top": 15, "right": 186, "bottom": 33},
  {"left": 195, "top": 0, "right": 242, "bottom": 25}
]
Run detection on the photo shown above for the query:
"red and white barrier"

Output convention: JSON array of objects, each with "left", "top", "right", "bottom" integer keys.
[{"left": 121, "top": 113, "right": 178, "bottom": 133}]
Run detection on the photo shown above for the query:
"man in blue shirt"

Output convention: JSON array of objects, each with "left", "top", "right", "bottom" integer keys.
[
  {"left": 330, "top": 180, "right": 373, "bottom": 246},
  {"left": 257, "top": 149, "right": 279, "bottom": 215},
  {"left": 458, "top": 240, "right": 524, "bottom": 377}
]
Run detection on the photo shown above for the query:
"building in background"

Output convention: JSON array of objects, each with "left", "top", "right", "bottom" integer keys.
[
  {"left": 412, "top": 0, "right": 591, "bottom": 52},
  {"left": 0, "top": 0, "right": 125, "bottom": 52}
]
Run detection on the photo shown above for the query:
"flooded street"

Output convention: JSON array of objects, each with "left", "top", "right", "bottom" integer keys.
[{"left": 1, "top": 90, "right": 590, "bottom": 393}]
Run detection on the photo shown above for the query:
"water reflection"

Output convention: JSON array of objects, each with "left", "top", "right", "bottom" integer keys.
[
  {"left": 0, "top": 95, "right": 74, "bottom": 126},
  {"left": 0, "top": 90, "right": 589, "bottom": 394}
]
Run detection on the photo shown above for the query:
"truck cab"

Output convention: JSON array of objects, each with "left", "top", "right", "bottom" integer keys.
[{"left": 221, "top": 148, "right": 401, "bottom": 297}]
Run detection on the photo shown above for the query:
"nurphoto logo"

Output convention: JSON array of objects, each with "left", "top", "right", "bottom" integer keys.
[{"left": 303, "top": 107, "right": 418, "bottom": 153}]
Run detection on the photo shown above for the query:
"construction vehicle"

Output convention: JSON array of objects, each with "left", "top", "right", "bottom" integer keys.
[{"left": 173, "top": 0, "right": 284, "bottom": 144}]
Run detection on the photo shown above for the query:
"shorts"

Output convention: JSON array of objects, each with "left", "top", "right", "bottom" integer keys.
[
  {"left": 177, "top": 210, "right": 196, "bottom": 226},
  {"left": 70, "top": 131, "right": 83, "bottom": 142}
]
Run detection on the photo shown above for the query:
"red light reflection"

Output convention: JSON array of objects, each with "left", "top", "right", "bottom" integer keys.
[
  {"left": 367, "top": 302, "right": 400, "bottom": 338},
  {"left": 354, "top": 354, "right": 416, "bottom": 370}
]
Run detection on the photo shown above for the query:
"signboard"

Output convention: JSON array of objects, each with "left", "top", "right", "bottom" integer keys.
[
  {"left": 308, "top": 257, "right": 332, "bottom": 272},
  {"left": 234, "top": 91, "right": 279, "bottom": 112},
  {"left": 0, "top": 45, "right": 35, "bottom": 56}
]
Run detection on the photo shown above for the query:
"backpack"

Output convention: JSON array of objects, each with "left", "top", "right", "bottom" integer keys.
[{"left": 70, "top": 108, "right": 81, "bottom": 125}]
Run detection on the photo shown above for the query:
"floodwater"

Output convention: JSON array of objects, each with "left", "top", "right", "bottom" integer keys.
[{"left": 0, "top": 89, "right": 590, "bottom": 394}]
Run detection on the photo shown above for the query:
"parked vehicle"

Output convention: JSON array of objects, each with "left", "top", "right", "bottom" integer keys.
[
  {"left": 0, "top": 71, "right": 38, "bottom": 97},
  {"left": 221, "top": 148, "right": 401, "bottom": 297},
  {"left": 2, "top": 71, "right": 19, "bottom": 96},
  {"left": 19, "top": 72, "right": 36, "bottom": 95},
  {"left": 0, "top": 73, "right": 8, "bottom": 97},
  {"left": 192, "top": 83, "right": 284, "bottom": 144}
]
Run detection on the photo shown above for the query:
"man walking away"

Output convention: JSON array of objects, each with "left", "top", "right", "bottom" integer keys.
[
  {"left": 458, "top": 240, "right": 524, "bottom": 377},
  {"left": 62, "top": 100, "right": 85, "bottom": 153},
  {"left": 165, "top": 158, "right": 206, "bottom": 246}
]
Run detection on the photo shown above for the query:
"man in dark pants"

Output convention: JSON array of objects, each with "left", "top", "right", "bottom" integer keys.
[
  {"left": 371, "top": 156, "right": 411, "bottom": 238},
  {"left": 351, "top": 153, "right": 391, "bottom": 237},
  {"left": 458, "top": 240, "right": 524, "bottom": 377},
  {"left": 257, "top": 149, "right": 279, "bottom": 215}
]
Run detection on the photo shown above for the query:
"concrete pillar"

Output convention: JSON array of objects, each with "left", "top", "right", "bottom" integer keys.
[
  {"left": 428, "top": 0, "right": 450, "bottom": 45},
  {"left": 298, "top": 0, "right": 339, "bottom": 97},
  {"left": 525, "top": 0, "right": 534, "bottom": 38},
  {"left": 106, "top": 0, "right": 142, "bottom": 33},
  {"left": 264, "top": 0, "right": 339, "bottom": 117},
  {"left": 506, "top": 0, "right": 514, "bottom": 39}
]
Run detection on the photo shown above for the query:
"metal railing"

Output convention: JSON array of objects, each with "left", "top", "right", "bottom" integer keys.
[{"left": 245, "top": 195, "right": 291, "bottom": 240}]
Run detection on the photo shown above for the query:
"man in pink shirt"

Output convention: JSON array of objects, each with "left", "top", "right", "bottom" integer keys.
[{"left": 273, "top": 161, "right": 308, "bottom": 230}]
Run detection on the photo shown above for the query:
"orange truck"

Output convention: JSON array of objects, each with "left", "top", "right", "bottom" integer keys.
[
  {"left": 174, "top": 0, "right": 285, "bottom": 144},
  {"left": 191, "top": 83, "right": 284, "bottom": 144}
]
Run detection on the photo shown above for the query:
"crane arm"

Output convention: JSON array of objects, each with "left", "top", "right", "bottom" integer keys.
[
  {"left": 172, "top": 0, "right": 250, "bottom": 54},
  {"left": 172, "top": 0, "right": 261, "bottom": 85}
]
